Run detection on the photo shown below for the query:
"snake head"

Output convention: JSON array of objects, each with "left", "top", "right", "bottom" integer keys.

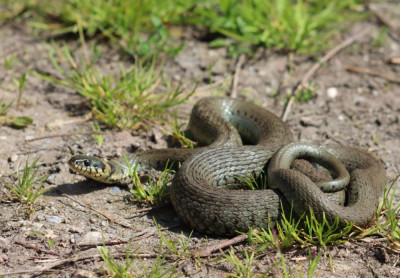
[{"left": 68, "top": 155, "right": 112, "bottom": 183}]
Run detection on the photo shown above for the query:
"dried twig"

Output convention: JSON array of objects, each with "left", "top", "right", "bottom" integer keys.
[
  {"left": 26, "top": 131, "right": 100, "bottom": 142},
  {"left": 128, "top": 207, "right": 154, "bottom": 214},
  {"left": 46, "top": 113, "right": 92, "bottom": 129},
  {"left": 346, "top": 65, "right": 400, "bottom": 84},
  {"left": 62, "top": 193, "right": 142, "bottom": 232},
  {"left": 230, "top": 54, "right": 245, "bottom": 98},
  {"left": 194, "top": 230, "right": 258, "bottom": 258},
  {"left": 281, "top": 27, "right": 371, "bottom": 122},
  {"left": 388, "top": 57, "right": 400, "bottom": 65},
  {"left": 15, "top": 240, "right": 60, "bottom": 257},
  {"left": 77, "top": 230, "right": 158, "bottom": 249}
]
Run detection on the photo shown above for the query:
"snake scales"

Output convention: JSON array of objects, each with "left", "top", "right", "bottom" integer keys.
[{"left": 69, "top": 97, "right": 386, "bottom": 235}]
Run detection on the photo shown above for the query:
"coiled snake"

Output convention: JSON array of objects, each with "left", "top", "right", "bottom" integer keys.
[{"left": 69, "top": 97, "right": 386, "bottom": 235}]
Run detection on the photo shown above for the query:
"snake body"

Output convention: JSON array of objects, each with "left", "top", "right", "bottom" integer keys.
[{"left": 69, "top": 97, "right": 386, "bottom": 235}]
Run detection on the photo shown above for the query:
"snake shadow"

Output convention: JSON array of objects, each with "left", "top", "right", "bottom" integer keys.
[
  {"left": 47, "top": 181, "right": 222, "bottom": 240},
  {"left": 46, "top": 179, "right": 129, "bottom": 197}
]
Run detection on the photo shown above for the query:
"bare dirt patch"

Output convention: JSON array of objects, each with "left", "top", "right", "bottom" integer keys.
[{"left": 1, "top": 9, "right": 400, "bottom": 278}]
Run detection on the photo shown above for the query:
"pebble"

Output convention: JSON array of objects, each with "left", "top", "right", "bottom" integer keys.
[
  {"left": 69, "top": 226, "right": 84, "bottom": 234},
  {"left": 48, "top": 173, "right": 57, "bottom": 181},
  {"left": 9, "top": 154, "right": 18, "bottom": 162},
  {"left": 110, "top": 186, "right": 121, "bottom": 194},
  {"left": 100, "top": 221, "right": 107, "bottom": 227},
  {"left": 36, "top": 215, "right": 45, "bottom": 221},
  {"left": 326, "top": 87, "right": 338, "bottom": 99},
  {"left": 73, "top": 269, "right": 96, "bottom": 278},
  {"left": 45, "top": 215, "right": 63, "bottom": 224},
  {"left": 353, "top": 96, "right": 366, "bottom": 105},
  {"left": 80, "top": 231, "right": 102, "bottom": 244},
  {"left": 89, "top": 218, "right": 96, "bottom": 224},
  {"left": 299, "top": 116, "right": 322, "bottom": 127}
]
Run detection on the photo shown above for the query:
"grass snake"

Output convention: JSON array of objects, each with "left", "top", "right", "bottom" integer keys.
[{"left": 69, "top": 97, "right": 386, "bottom": 235}]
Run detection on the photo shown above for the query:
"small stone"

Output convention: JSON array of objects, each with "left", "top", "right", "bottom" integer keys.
[
  {"left": 338, "top": 114, "right": 345, "bottom": 121},
  {"left": 353, "top": 96, "right": 366, "bottom": 105},
  {"left": 100, "top": 221, "right": 107, "bottom": 227},
  {"left": 69, "top": 226, "right": 84, "bottom": 234},
  {"left": 36, "top": 215, "right": 45, "bottom": 221},
  {"left": 326, "top": 87, "right": 338, "bottom": 99},
  {"left": 80, "top": 231, "right": 102, "bottom": 244},
  {"left": 45, "top": 230, "right": 58, "bottom": 239},
  {"left": 299, "top": 116, "right": 322, "bottom": 127},
  {"left": 9, "top": 154, "right": 18, "bottom": 162},
  {"left": 73, "top": 269, "right": 96, "bottom": 278},
  {"left": 89, "top": 218, "right": 96, "bottom": 224},
  {"left": 45, "top": 215, "right": 63, "bottom": 224},
  {"left": 110, "top": 186, "right": 121, "bottom": 194},
  {"left": 107, "top": 199, "right": 114, "bottom": 203}
]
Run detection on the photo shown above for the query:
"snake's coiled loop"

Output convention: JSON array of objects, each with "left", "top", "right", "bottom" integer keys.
[{"left": 268, "top": 142, "right": 386, "bottom": 227}]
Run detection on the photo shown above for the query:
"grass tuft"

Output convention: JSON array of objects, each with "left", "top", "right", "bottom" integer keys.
[
  {"left": 155, "top": 219, "right": 193, "bottom": 259},
  {"left": 360, "top": 174, "right": 400, "bottom": 249},
  {"left": 35, "top": 41, "right": 194, "bottom": 131},
  {"left": 190, "top": 0, "right": 368, "bottom": 54},
  {"left": 223, "top": 248, "right": 257, "bottom": 278},
  {"left": 4, "top": 0, "right": 372, "bottom": 55},
  {"left": 98, "top": 245, "right": 136, "bottom": 278},
  {"left": 252, "top": 204, "right": 354, "bottom": 251},
  {"left": 126, "top": 156, "right": 175, "bottom": 205},
  {"left": 0, "top": 156, "right": 49, "bottom": 212}
]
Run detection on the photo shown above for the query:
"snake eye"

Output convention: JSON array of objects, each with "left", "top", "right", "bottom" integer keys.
[
  {"left": 69, "top": 155, "right": 106, "bottom": 172},
  {"left": 83, "top": 159, "right": 91, "bottom": 167}
]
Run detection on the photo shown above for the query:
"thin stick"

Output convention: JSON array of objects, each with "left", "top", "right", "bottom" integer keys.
[
  {"left": 77, "top": 238, "right": 128, "bottom": 248},
  {"left": 26, "top": 131, "right": 100, "bottom": 142},
  {"left": 346, "top": 65, "right": 400, "bottom": 84},
  {"left": 15, "top": 241, "right": 60, "bottom": 257},
  {"left": 194, "top": 230, "right": 258, "bottom": 258},
  {"left": 62, "top": 193, "right": 142, "bottom": 232},
  {"left": 230, "top": 54, "right": 245, "bottom": 98},
  {"left": 129, "top": 207, "right": 154, "bottom": 214},
  {"left": 77, "top": 229, "right": 159, "bottom": 249},
  {"left": 281, "top": 27, "right": 371, "bottom": 122},
  {"left": 388, "top": 57, "right": 400, "bottom": 65}
]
